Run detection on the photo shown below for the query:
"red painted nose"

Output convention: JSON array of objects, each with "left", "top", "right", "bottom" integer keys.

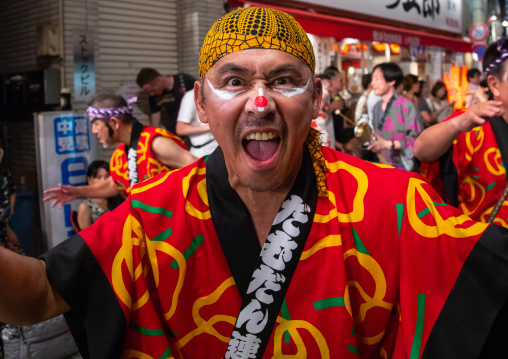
[
  {"left": 254, "top": 88, "right": 267, "bottom": 112},
  {"left": 254, "top": 96, "right": 267, "bottom": 107}
]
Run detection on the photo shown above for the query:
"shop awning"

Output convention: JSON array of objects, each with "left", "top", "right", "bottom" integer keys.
[{"left": 228, "top": 0, "right": 472, "bottom": 53}]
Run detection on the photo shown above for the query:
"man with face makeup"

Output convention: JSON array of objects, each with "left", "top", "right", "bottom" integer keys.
[
  {"left": 43, "top": 93, "right": 197, "bottom": 204},
  {"left": 2, "top": 7, "right": 508, "bottom": 359}
]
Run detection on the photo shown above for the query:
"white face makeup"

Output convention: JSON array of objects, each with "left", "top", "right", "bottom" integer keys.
[
  {"left": 273, "top": 79, "right": 310, "bottom": 98},
  {"left": 207, "top": 79, "right": 245, "bottom": 100}
]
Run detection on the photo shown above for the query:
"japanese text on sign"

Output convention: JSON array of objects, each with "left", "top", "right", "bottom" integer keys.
[
  {"left": 54, "top": 116, "right": 90, "bottom": 154},
  {"left": 386, "top": 0, "right": 440, "bottom": 20},
  {"left": 73, "top": 30, "right": 96, "bottom": 102},
  {"left": 293, "top": 0, "right": 461, "bottom": 33}
]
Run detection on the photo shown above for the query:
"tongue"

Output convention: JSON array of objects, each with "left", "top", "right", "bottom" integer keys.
[{"left": 244, "top": 139, "right": 279, "bottom": 161}]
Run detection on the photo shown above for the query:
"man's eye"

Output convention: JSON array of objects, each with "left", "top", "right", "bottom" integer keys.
[
  {"left": 274, "top": 77, "right": 293, "bottom": 86},
  {"left": 227, "top": 78, "right": 242, "bottom": 86},
  {"left": 276, "top": 78, "right": 288, "bottom": 85}
]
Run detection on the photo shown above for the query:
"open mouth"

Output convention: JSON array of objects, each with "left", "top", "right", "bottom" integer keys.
[{"left": 242, "top": 131, "right": 281, "bottom": 162}]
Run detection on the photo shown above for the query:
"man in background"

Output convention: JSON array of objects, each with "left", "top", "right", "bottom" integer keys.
[
  {"left": 415, "top": 40, "right": 508, "bottom": 226},
  {"left": 323, "top": 66, "right": 348, "bottom": 150},
  {"left": 136, "top": 68, "right": 196, "bottom": 134},
  {"left": 44, "top": 93, "right": 197, "bottom": 204},
  {"left": 368, "top": 62, "right": 420, "bottom": 170},
  {"left": 465, "top": 68, "right": 482, "bottom": 108}
]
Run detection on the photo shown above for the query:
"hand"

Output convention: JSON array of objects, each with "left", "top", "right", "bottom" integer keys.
[
  {"left": 367, "top": 132, "right": 391, "bottom": 153},
  {"left": 453, "top": 100, "right": 504, "bottom": 133},
  {"left": 43, "top": 184, "right": 81, "bottom": 209},
  {"left": 327, "top": 99, "right": 345, "bottom": 113}
]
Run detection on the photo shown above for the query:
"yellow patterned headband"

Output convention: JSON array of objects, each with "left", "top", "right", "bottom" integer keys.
[{"left": 199, "top": 7, "right": 315, "bottom": 79}]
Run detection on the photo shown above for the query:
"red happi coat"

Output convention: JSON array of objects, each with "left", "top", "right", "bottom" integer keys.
[
  {"left": 43, "top": 145, "right": 508, "bottom": 358},
  {"left": 109, "top": 126, "right": 187, "bottom": 197},
  {"left": 420, "top": 112, "right": 508, "bottom": 226}
]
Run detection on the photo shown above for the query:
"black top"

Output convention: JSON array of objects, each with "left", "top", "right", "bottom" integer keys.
[{"left": 149, "top": 73, "right": 196, "bottom": 133}]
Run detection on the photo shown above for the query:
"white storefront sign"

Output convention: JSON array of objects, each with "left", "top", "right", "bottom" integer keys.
[
  {"left": 307, "top": 34, "right": 335, "bottom": 74},
  {"left": 294, "top": 0, "right": 462, "bottom": 34},
  {"left": 35, "top": 112, "right": 96, "bottom": 249}
]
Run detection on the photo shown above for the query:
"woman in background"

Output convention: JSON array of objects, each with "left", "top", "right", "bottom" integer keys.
[
  {"left": 427, "top": 81, "right": 454, "bottom": 123},
  {"left": 77, "top": 160, "right": 124, "bottom": 230},
  {"left": 402, "top": 74, "right": 432, "bottom": 128}
]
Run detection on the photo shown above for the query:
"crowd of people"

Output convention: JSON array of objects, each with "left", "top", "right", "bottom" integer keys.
[
  {"left": 3, "top": 5, "right": 508, "bottom": 358},
  {"left": 309, "top": 62, "right": 464, "bottom": 172}
]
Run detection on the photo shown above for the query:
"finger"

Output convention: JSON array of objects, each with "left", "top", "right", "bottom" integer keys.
[
  {"left": 473, "top": 115, "right": 487, "bottom": 126},
  {"left": 51, "top": 200, "right": 57, "bottom": 208},
  {"left": 60, "top": 184, "right": 73, "bottom": 193},
  {"left": 43, "top": 188, "right": 59, "bottom": 194},
  {"left": 487, "top": 107, "right": 503, "bottom": 117},
  {"left": 476, "top": 105, "right": 498, "bottom": 117}
]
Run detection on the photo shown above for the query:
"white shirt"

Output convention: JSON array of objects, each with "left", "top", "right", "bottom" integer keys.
[
  {"left": 367, "top": 91, "right": 381, "bottom": 125},
  {"left": 177, "top": 90, "right": 218, "bottom": 158},
  {"left": 355, "top": 91, "right": 369, "bottom": 122}
]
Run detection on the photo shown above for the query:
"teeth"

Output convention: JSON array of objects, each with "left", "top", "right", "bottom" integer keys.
[{"left": 245, "top": 132, "right": 279, "bottom": 140}]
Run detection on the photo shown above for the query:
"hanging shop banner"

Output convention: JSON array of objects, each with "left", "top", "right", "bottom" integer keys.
[
  {"left": 73, "top": 30, "right": 96, "bottom": 102},
  {"left": 35, "top": 111, "right": 96, "bottom": 249},
  {"left": 444, "top": 65, "right": 468, "bottom": 110},
  {"left": 293, "top": 0, "right": 462, "bottom": 34},
  {"left": 307, "top": 34, "right": 335, "bottom": 74}
]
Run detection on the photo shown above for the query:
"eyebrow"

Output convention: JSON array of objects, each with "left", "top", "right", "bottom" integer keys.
[
  {"left": 216, "top": 63, "right": 251, "bottom": 77},
  {"left": 265, "top": 64, "right": 303, "bottom": 78}
]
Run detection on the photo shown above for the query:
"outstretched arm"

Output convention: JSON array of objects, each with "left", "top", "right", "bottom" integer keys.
[
  {"left": 176, "top": 121, "right": 211, "bottom": 136},
  {"left": 414, "top": 101, "right": 504, "bottom": 163},
  {"left": 0, "top": 246, "right": 69, "bottom": 325},
  {"left": 43, "top": 176, "right": 120, "bottom": 209},
  {"left": 152, "top": 136, "right": 198, "bottom": 168}
]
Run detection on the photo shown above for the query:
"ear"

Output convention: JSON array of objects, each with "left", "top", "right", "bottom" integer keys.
[
  {"left": 195, "top": 80, "right": 208, "bottom": 124},
  {"left": 488, "top": 75, "right": 500, "bottom": 98},
  {"left": 312, "top": 77, "right": 323, "bottom": 119},
  {"left": 109, "top": 117, "right": 121, "bottom": 130}
]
